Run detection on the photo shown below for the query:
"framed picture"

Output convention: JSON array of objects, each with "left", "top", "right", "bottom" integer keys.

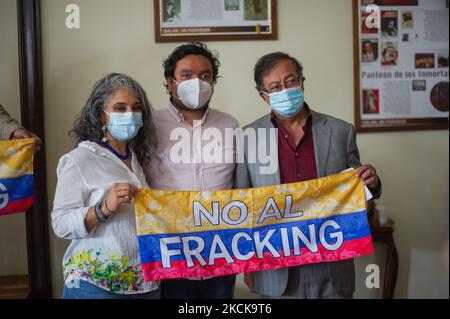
[
  {"left": 353, "top": 0, "right": 449, "bottom": 132},
  {"left": 154, "top": 0, "right": 277, "bottom": 42}
]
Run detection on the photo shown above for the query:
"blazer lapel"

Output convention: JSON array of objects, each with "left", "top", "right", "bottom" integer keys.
[{"left": 311, "top": 112, "right": 331, "bottom": 178}]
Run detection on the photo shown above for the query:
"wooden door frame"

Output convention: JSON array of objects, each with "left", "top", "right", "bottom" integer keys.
[{"left": 17, "top": 0, "right": 52, "bottom": 298}]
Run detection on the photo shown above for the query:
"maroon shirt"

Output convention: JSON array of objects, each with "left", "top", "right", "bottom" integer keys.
[{"left": 271, "top": 110, "right": 318, "bottom": 184}]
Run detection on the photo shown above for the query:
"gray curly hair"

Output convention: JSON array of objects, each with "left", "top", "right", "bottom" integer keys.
[{"left": 71, "top": 73, "right": 157, "bottom": 167}]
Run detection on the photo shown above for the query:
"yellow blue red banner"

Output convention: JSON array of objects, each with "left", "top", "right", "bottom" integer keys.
[
  {"left": 0, "top": 139, "right": 34, "bottom": 216},
  {"left": 135, "top": 170, "right": 374, "bottom": 282}
]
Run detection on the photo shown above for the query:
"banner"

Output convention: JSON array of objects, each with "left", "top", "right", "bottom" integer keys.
[
  {"left": 135, "top": 170, "right": 374, "bottom": 282},
  {"left": 0, "top": 139, "right": 34, "bottom": 216}
]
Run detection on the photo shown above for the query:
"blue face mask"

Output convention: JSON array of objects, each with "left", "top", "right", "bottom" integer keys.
[
  {"left": 268, "top": 87, "right": 305, "bottom": 118},
  {"left": 104, "top": 111, "right": 143, "bottom": 141}
]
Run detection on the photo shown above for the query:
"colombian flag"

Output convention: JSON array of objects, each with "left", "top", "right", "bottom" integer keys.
[
  {"left": 135, "top": 170, "right": 374, "bottom": 282},
  {"left": 0, "top": 139, "right": 34, "bottom": 216}
]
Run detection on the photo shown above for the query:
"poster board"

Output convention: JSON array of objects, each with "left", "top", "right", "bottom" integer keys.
[
  {"left": 353, "top": 0, "right": 449, "bottom": 132},
  {"left": 154, "top": 0, "right": 277, "bottom": 42}
]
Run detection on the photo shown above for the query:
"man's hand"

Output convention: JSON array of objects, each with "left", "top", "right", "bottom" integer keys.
[
  {"left": 10, "top": 128, "right": 42, "bottom": 153},
  {"left": 357, "top": 164, "right": 379, "bottom": 190},
  {"left": 244, "top": 272, "right": 256, "bottom": 293}
]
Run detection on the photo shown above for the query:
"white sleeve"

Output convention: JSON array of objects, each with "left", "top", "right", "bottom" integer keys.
[{"left": 51, "top": 155, "right": 91, "bottom": 240}]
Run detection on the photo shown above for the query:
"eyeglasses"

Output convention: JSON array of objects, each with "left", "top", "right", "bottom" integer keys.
[{"left": 263, "top": 77, "right": 304, "bottom": 94}]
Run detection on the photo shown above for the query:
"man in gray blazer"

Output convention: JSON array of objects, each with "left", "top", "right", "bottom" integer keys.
[
  {"left": 0, "top": 104, "right": 41, "bottom": 151},
  {"left": 234, "top": 52, "right": 382, "bottom": 299}
]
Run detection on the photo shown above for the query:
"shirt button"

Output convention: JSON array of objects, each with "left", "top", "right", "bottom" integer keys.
[
  {"left": 284, "top": 134, "right": 288, "bottom": 139},
  {"left": 295, "top": 152, "right": 298, "bottom": 157}
]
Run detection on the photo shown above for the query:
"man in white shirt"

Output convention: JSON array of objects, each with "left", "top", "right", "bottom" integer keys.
[{"left": 146, "top": 42, "right": 239, "bottom": 299}]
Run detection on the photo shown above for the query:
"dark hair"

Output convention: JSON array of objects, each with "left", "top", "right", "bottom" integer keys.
[
  {"left": 163, "top": 42, "right": 221, "bottom": 83},
  {"left": 70, "top": 73, "right": 157, "bottom": 168},
  {"left": 254, "top": 52, "right": 304, "bottom": 91}
]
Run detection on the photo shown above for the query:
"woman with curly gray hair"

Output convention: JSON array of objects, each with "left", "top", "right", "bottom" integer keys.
[{"left": 51, "top": 73, "right": 160, "bottom": 299}]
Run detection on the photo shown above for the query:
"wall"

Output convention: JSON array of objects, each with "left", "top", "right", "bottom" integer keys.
[
  {"left": 0, "top": 0, "right": 29, "bottom": 276},
  {"left": 39, "top": 0, "right": 449, "bottom": 298}
]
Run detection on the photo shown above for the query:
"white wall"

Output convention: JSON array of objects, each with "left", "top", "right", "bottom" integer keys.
[
  {"left": 0, "top": 0, "right": 29, "bottom": 277},
  {"left": 39, "top": 0, "right": 449, "bottom": 298}
]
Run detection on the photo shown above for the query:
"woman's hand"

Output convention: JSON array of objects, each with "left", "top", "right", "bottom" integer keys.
[
  {"left": 84, "top": 183, "right": 138, "bottom": 232},
  {"left": 105, "top": 183, "right": 138, "bottom": 212}
]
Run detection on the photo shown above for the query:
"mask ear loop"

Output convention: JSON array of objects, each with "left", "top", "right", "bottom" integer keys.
[
  {"left": 165, "top": 78, "right": 182, "bottom": 100},
  {"left": 163, "top": 80, "right": 171, "bottom": 95},
  {"left": 169, "top": 78, "right": 184, "bottom": 103}
]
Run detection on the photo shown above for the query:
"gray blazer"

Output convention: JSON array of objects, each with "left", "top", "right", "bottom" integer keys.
[
  {"left": 0, "top": 104, "right": 21, "bottom": 140},
  {"left": 234, "top": 110, "right": 382, "bottom": 298}
]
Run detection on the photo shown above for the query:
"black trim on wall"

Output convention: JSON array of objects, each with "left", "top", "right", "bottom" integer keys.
[{"left": 17, "top": 0, "right": 52, "bottom": 298}]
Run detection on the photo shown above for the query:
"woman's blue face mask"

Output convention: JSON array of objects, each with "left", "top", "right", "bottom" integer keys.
[
  {"left": 265, "top": 87, "right": 305, "bottom": 118},
  {"left": 104, "top": 111, "right": 143, "bottom": 141}
]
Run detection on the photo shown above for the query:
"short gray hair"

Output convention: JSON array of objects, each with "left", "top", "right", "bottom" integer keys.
[{"left": 71, "top": 73, "right": 157, "bottom": 167}]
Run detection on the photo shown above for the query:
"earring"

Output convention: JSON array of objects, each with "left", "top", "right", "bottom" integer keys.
[{"left": 101, "top": 125, "right": 108, "bottom": 143}]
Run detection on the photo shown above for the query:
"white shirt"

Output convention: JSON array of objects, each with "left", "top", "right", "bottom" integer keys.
[
  {"left": 148, "top": 103, "right": 239, "bottom": 191},
  {"left": 147, "top": 103, "right": 239, "bottom": 280},
  {"left": 51, "top": 141, "right": 159, "bottom": 294}
]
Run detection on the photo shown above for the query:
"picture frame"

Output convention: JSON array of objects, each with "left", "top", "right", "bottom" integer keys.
[
  {"left": 154, "top": 0, "right": 277, "bottom": 42},
  {"left": 353, "top": 0, "right": 449, "bottom": 132}
]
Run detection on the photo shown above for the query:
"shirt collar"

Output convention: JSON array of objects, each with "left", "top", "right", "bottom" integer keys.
[
  {"left": 167, "top": 101, "right": 210, "bottom": 125},
  {"left": 79, "top": 141, "right": 136, "bottom": 164},
  {"left": 79, "top": 141, "right": 110, "bottom": 157},
  {"left": 78, "top": 141, "right": 142, "bottom": 186}
]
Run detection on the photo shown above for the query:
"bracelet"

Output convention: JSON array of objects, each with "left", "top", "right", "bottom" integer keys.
[
  {"left": 94, "top": 201, "right": 107, "bottom": 224},
  {"left": 103, "top": 200, "right": 113, "bottom": 216}
]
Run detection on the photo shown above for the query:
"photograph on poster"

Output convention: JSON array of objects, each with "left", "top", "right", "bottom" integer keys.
[
  {"left": 362, "top": 39, "right": 379, "bottom": 63},
  {"left": 415, "top": 53, "right": 436, "bottom": 69},
  {"left": 244, "top": 0, "right": 268, "bottom": 21},
  {"left": 430, "top": 82, "right": 449, "bottom": 112},
  {"left": 225, "top": 0, "right": 240, "bottom": 11},
  {"left": 362, "top": 11, "right": 379, "bottom": 34},
  {"left": 438, "top": 52, "right": 449, "bottom": 68},
  {"left": 381, "top": 41, "right": 398, "bottom": 66},
  {"left": 412, "top": 79, "right": 426, "bottom": 91},
  {"left": 401, "top": 10, "right": 414, "bottom": 29},
  {"left": 381, "top": 11, "right": 398, "bottom": 37},
  {"left": 362, "top": 89, "right": 380, "bottom": 114},
  {"left": 162, "top": 0, "right": 181, "bottom": 22}
]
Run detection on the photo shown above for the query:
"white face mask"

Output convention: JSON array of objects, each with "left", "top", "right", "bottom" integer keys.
[{"left": 174, "top": 78, "right": 213, "bottom": 110}]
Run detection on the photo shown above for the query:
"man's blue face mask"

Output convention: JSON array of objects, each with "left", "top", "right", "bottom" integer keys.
[
  {"left": 104, "top": 111, "right": 143, "bottom": 142},
  {"left": 265, "top": 87, "right": 305, "bottom": 118}
]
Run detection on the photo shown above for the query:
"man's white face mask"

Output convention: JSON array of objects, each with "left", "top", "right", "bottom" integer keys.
[{"left": 174, "top": 78, "right": 213, "bottom": 110}]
